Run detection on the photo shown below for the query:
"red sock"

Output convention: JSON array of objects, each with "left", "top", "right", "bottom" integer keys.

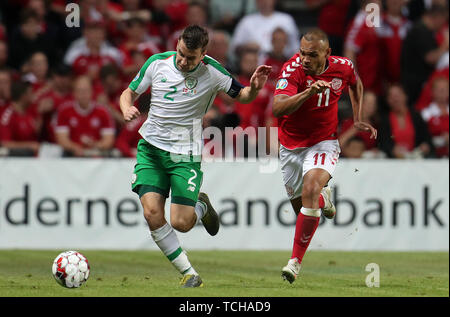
[
  {"left": 318, "top": 194, "right": 325, "bottom": 208},
  {"left": 291, "top": 212, "right": 320, "bottom": 263}
]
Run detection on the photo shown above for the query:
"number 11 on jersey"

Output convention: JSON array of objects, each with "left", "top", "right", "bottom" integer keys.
[{"left": 316, "top": 88, "right": 330, "bottom": 107}]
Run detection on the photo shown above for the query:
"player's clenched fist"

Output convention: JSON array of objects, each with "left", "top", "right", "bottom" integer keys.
[
  {"left": 309, "top": 80, "right": 330, "bottom": 95},
  {"left": 123, "top": 106, "right": 141, "bottom": 122}
]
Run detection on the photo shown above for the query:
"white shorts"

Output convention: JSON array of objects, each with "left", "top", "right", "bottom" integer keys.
[{"left": 279, "top": 139, "right": 341, "bottom": 200}]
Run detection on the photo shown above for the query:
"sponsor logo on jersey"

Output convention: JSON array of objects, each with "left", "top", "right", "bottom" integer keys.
[
  {"left": 276, "top": 78, "right": 288, "bottom": 90},
  {"left": 331, "top": 78, "right": 342, "bottom": 90}
]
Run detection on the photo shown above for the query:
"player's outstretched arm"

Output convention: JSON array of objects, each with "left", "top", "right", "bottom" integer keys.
[
  {"left": 236, "top": 65, "right": 272, "bottom": 104},
  {"left": 120, "top": 88, "right": 141, "bottom": 122},
  {"left": 348, "top": 77, "right": 377, "bottom": 139},
  {"left": 273, "top": 80, "right": 330, "bottom": 117}
]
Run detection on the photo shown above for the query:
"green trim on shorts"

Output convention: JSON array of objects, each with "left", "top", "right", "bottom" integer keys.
[
  {"left": 171, "top": 195, "right": 197, "bottom": 207},
  {"left": 134, "top": 184, "right": 169, "bottom": 198}
]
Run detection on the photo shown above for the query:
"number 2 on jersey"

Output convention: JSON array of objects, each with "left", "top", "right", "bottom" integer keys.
[
  {"left": 164, "top": 86, "right": 177, "bottom": 101},
  {"left": 316, "top": 88, "right": 330, "bottom": 107}
]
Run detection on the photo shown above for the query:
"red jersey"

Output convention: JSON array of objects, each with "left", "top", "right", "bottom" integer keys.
[
  {"left": 115, "top": 116, "right": 146, "bottom": 158},
  {"left": 310, "top": 0, "right": 351, "bottom": 37},
  {"left": 274, "top": 54, "right": 358, "bottom": 149},
  {"left": 119, "top": 40, "right": 162, "bottom": 68},
  {"left": 421, "top": 102, "right": 449, "bottom": 157},
  {"left": 378, "top": 14, "right": 412, "bottom": 83},
  {"left": 72, "top": 55, "right": 118, "bottom": 78},
  {"left": 234, "top": 75, "right": 272, "bottom": 129},
  {"left": 263, "top": 54, "right": 288, "bottom": 88},
  {"left": 339, "top": 118, "right": 377, "bottom": 150},
  {"left": 55, "top": 101, "right": 115, "bottom": 148},
  {"left": 0, "top": 106, "right": 40, "bottom": 142},
  {"left": 345, "top": 11, "right": 382, "bottom": 94},
  {"left": 389, "top": 112, "right": 415, "bottom": 151},
  {"left": 31, "top": 89, "right": 73, "bottom": 143},
  {"left": 415, "top": 68, "right": 449, "bottom": 111}
]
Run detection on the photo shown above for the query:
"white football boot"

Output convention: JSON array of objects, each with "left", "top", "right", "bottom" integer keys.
[
  {"left": 281, "top": 258, "right": 301, "bottom": 284},
  {"left": 321, "top": 187, "right": 336, "bottom": 219}
]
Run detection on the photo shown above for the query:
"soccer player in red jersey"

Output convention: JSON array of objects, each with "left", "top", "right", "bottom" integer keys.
[
  {"left": 55, "top": 76, "right": 115, "bottom": 157},
  {"left": 272, "top": 29, "right": 377, "bottom": 283}
]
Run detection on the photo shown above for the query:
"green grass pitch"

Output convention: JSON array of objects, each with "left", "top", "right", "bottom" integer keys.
[{"left": 0, "top": 250, "right": 448, "bottom": 297}]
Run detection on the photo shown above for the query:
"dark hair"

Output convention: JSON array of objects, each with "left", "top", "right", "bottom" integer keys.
[
  {"left": 52, "top": 63, "right": 72, "bottom": 76},
  {"left": 11, "top": 81, "right": 31, "bottom": 101},
  {"left": 179, "top": 25, "right": 209, "bottom": 51}
]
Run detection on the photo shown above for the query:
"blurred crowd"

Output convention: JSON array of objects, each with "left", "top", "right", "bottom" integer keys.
[{"left": 0, "top": 0, "right": 448, "bottom": 159}]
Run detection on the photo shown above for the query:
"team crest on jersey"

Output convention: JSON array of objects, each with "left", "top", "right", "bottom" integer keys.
[
  {"left": 90, "top": 117, "right": 100, "bottom": 128},
  {"left": 331, "top": 78, "right": 342, "bottom": 90},
  {"left": 185, "top": 76, "right": 198, "bottom": 89},
  {"left": 276, "top": 79, "right": 288, "bottom": 90}
]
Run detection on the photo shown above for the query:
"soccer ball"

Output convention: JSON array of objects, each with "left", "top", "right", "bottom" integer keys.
[{"left": 52, "top": 251, "right": 90, "bottom": 288}]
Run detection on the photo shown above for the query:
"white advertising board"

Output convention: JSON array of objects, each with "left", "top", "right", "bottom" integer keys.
[{"left": 0, "top": 158, "right": 448, "bottom": 251}]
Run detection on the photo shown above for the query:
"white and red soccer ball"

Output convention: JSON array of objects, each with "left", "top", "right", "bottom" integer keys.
[{"left": 52, "top": 251, "right": 90, "bottom": 288}]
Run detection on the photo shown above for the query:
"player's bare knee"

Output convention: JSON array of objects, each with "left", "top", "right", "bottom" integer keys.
[
  {"left": 143, "top": 206, "right": 163, "bottom": 223},
  {"left": 301, "top": 182, "right": 322, "bottom": 201},
  {"left": 171, "top": 217, "right": 192, "bottom": 233}
]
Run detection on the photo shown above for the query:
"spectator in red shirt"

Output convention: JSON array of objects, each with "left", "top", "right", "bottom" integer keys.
[
  {"left": 166, "top": 1, "right": 210, "bottom": 51},
  {"left": 97, "top": 64, "right": 127, "bottom": 128},
  {"left": 207, "top": 30, "right": 234, "bottom": 74},
  {"left": 145, "top": 0, "right": 189, "bottom": 40},
  {"left": 262, "top": 27, "right": 289, "bottom": 89},
  {"left": 234, "top": 49, "right": 272, "bottom": 130},
  {"left": 55, "top": 75, "right": 116, "bottom": 157},
  {"left": 305, "top": 0, "right": 351, "bottom": 56},
  {"left": 0, "top": 81, "right": 41, "bottom": 156},
  {"left": 31, "top": 64, "right": 74, "bottom": 143},
  {"left": 119, "top": 17, "right": 162, "bottom": 79},
  {"left": 22, "top": 51, "right": 49, "bottom": 93},
  {"left": 233, "top": 49, "right": 272, "bottom": 157},
  {"left": 414, "top": 62, "right": 449, "bottom": 111},
  {"left": 344, "top": 0, "right": 383, "bottom": 95},
  {"left": 378, "top": 83, "right": 434, "bottom": 158},
  {"left": 115, "top": 114, "right": 147, "bottom": 158},
  {"left": 401, "top": 4, "right": 449, "bottom": 106},
  {"left": 378, "top": 0, "right": 412, "bottom": 84},
  {"left": 63, "top": 19, "right": 123, "bottom": 82},
  {"left": 339, "top": 91, "right": 380, "bottom": 157},
  {"left": 420, "top": 77, "right": 449, "bottom": 157}
]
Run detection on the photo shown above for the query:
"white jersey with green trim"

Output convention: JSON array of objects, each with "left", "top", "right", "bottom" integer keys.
[{"left": 129, "top": 51, "right": 233, "bottom": 155}]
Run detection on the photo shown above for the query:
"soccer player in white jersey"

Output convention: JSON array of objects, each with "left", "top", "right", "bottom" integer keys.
[{"left": 119, "top": 25, "right": 271, "bottom": 287}]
